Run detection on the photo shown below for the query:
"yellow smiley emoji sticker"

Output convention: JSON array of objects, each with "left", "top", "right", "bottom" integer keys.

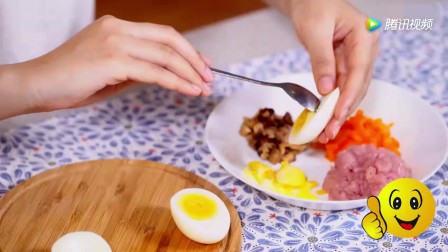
[{"left": 362, "top": 178, "right": 435, "bottom": 239}]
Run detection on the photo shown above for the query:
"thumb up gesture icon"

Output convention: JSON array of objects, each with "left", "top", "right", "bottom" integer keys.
[{"left": 362, "top": 196, "right": 387, "bottom": 239}]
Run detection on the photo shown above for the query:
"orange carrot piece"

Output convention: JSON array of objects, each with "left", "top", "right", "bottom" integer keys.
[{"left": 316, "top": 110, "right": 401, "bottom": 161}]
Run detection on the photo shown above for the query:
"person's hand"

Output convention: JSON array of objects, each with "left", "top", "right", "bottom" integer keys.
[
  {"left": 10, "top": 15, "right": 214, "bottom": 114},
  {"left": 288, "top": 0, "right": 379, "bottom": 143},
  {"left": 362, "top": 196, "right": 387, "bottom": 239}
]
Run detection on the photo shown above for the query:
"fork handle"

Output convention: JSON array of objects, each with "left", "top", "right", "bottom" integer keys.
[{"left": 210, "top": 68, "right": 276, "bottom": 87}]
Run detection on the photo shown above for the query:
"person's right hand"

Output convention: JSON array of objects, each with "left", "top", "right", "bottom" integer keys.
[
  {"left": 13, "top": 15, "right": 214, "bottom": 113},
  {"left": 362, "top": 196, "right": 387, "bottom": 239}
]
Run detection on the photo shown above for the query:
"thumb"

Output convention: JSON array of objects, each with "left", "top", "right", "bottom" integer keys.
[
  {"left": 367, "top": 196, "right": 386, "bottom": 230},
  {"left": 301, "top": 26, "right": 336, "bottom": 96},
  {"left": 367, "top": 196, "right": 381, "bottom": 215}
]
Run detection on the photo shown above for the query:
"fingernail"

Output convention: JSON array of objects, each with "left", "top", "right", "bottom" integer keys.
[
  {"left": 204, "top": 67, "right": 214, "bottom": 82},
  {"left": 330, "top": 123, "right": 342, "bottom": 139},
  {"left": 318, "top": 76, "right": 334, "bottom": 94},
  {"left": 318, "top": 134, "right": 326, "bottom": 144},
  {"left": 318, "top": 132, "right": 328, "bottom": 143},
  {"left": 190, "top": 84, "right": 202, "bottom": 93},
  {"left": 327, "top": 131, "right": 335, "bottom": 141}
]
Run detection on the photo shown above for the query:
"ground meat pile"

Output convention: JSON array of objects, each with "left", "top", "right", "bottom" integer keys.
[
  {"left": 323, "top": 144, "right": 412, "bottom": 200},
  {"left": 239, "top": 108, "right": 307, "bottom": 164}
]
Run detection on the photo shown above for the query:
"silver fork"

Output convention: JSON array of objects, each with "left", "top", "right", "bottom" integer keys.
[{"left": 211, "top": 68, "right": 320, "bottom": 112}]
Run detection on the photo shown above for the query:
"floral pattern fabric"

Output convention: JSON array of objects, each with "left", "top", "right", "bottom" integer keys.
[{"left": 1, "top": 3, "right": 448, "bottom": 251}]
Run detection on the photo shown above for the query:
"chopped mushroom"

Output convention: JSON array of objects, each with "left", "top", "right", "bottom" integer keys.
[{"left": 240, "top": 108, "right": 308, "bottom": 164}]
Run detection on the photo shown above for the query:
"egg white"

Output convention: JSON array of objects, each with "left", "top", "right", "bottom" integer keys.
[
  {"left": 52, "top": 231, "right": 112, "bottom": 252},
  {"left": 170, "top": 188, "right": 230, "bottom": 244},
  {"left": 289, "top": 88, "right": 340, "bottom": 145}
]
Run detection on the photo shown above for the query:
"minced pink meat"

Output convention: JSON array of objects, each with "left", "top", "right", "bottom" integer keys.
[{"left": 323, "top": 144, "right": 412, "bottom": 200}]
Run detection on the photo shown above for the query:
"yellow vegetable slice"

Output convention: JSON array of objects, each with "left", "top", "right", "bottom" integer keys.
[
  {"left": 300, "top": 180, "right": 319, "bottom": 190},
  {"left": 276, "top": 162, "right": 306, "bottom": 187},
  {"left": 260, "top": 179, "right": 276, "bottom": 192},
  {"left": 295, "top": 190, "right": 318, "bottom": 200},
  {"left": 316, "top": 189, "right": 327, "bottom": 195},
  {"left": 243, "top": 167, "right": 257, "bottom": 182},
  {"left": 247, "top": 161, "right": 273, "bottom": 183},
  {"left": 242, "top": 161, "right": 319, "bottom": 200}
]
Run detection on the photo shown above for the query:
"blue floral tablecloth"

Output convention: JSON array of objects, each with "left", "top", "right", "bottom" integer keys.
[{"left": 2, "top": 5, "right": 448, "bottom": 252}]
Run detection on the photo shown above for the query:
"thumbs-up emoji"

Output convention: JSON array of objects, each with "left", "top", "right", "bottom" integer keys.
[
  {"left": 362, "top": 178, "right": 435, "bottom": 239},
  {"left": 362, "top": 196, "right": 387, "bottom": 239}
]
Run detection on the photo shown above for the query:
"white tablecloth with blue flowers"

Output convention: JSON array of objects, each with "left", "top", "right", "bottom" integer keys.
[{"left": 2, "top": 5, "right": 448, "bottom": 252}]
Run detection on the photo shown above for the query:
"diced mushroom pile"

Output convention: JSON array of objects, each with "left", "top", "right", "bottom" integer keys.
[{"left": 239, "top": 108, "right": 308, "bottom": 164}]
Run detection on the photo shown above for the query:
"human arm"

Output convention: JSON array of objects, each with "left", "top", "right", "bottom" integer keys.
[
  {"left": 0, "top": 15, "right": 213, "bottom": 120},
  {"left": 0, "top": 64, "right": 38, "bottom": 119},
  {"left": 265, "top": 0, "right": 380, "bottom": 143}
]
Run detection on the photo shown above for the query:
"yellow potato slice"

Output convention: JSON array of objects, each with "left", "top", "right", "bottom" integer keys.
[{"left": 276, "top": 162, "right": 306, "bottom": 187}]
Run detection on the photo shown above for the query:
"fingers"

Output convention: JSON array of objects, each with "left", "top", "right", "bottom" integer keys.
[
  {"left": 333, "top": 31, "right": 372, "bottom": 122},
  {"left": 371, "top": 218, "right": 381, "bottom": 228},
  {"left": 362, "top": 212, "right": 377, "bottom": 224},
  {"left": 334, "top": 43, "right": 348, "bottom": 86},
  {"left": 355, "top": 37, "right": 378, "bottom": 106},
  {"left": 118, "top": 57, "right": 205, "bottom": 96},
  {"left": 362, "top": 212, "right": 385, "bottom": 239},
  {"left": 318, "top": 32, "right": 370, "bottom": 144},
  {"left": 120, "top": 21, "right": 214, "bottom": 83},
  {"left": 370, "top": 230, "right": 385, "bottom": 240},
  {"left": 318, "top": 29, "right": 378, "bottom": 144},
  {"left": 317, "top": 118, "right": 341, "bottom": 143},
  {"left": 122, "top": 36, "right": 211, "bottom": 95},
  {"left": 317, "top": 44, "right": 348, "bottom": 143},
  {"left": 94, "top": 16, "right": 213, "bottom": 96},
  {"left": 297, "top": 21, "right": 337, "bottom": 96}
]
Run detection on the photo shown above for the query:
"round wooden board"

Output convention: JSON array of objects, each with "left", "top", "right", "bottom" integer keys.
[{"left": 0, "top": 159, "right": 242, "bottom": 252}]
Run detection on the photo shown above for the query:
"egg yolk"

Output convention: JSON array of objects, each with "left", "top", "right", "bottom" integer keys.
[
  {"left": 292, "top": 109, "right": 315, "bottom": 136},
  {"left": 178, "top": 193, "right": 218, "bottom": 220}
]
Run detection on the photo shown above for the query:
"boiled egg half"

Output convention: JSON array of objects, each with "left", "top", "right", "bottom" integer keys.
[
  {"left": 170, "top": 188, "right": 230, "bottom": 244},
  {"left": 52, "top": 231, "right": 112, "bottom": 252},
  {"left": 289, "top": 88, "right": 340, "bottom": 145}
]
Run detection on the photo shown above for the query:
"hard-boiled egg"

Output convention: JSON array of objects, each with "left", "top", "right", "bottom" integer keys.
[
  {"left": 170, "top": 188, "right": 230, "bottom": 244},
  {"left": 289, "top": 88, "right": 340, "bottom": 145},
  {"left": 52, "top": 231, "right": 112, "bottom": 252}
]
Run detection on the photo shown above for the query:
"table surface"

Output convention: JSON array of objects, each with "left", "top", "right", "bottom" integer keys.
[{"left": 1, "top": 2, "right": 448, "bottom": 252}]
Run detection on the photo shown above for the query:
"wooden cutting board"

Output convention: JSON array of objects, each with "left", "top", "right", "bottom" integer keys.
[{"left": 0, "top": 159, "right": 242, "bottom": 251}]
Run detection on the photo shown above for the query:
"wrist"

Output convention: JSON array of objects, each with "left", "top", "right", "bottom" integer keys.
[{"left": 0, "top": 63, "right": 40, "bottom": 120}]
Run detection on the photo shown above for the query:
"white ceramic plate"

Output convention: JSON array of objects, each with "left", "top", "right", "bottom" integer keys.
[{"left": 205, "top": 73, "right": 448, "bottom": 210}]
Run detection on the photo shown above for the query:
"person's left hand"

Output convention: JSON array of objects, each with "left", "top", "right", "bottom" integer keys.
[{"left": 288, "top": 0, "right": 380, "bottom": 143}]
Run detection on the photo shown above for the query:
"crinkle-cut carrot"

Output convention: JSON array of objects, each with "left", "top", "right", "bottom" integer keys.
[{"left": 314, "top": 110, "right": 401, "bottom": 161}]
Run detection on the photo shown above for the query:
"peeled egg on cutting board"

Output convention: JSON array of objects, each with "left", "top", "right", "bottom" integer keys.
[
  {"left": 170, "top": 188, "right": 231, "bottom": 244},
  {"left": 289, "top": 88, "right": 340, "bottom": 145},
  {"left": 52, "top": 231, "right": 112, "bottom": 252}
]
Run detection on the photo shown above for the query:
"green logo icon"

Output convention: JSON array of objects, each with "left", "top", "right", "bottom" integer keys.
[{"left": 366, "top": 17, "right": 382, "bottom": 32}]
